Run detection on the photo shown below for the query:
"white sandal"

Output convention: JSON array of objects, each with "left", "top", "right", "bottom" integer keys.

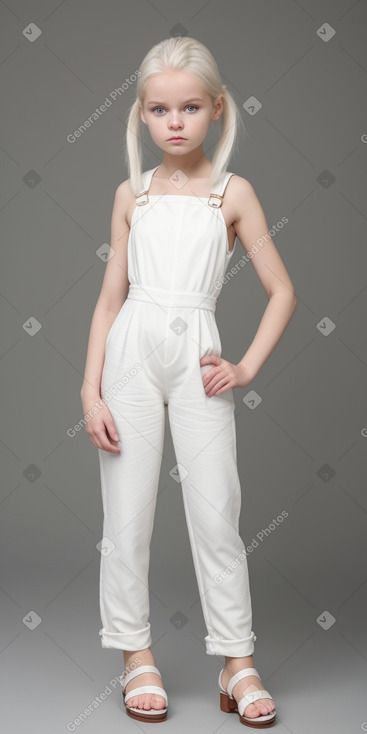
[
  {"left": 122, "top": 664, "right": 168, "bottom": 722},
  {"left": 218, "top": 666, "right": 276, "bottom": 727}
]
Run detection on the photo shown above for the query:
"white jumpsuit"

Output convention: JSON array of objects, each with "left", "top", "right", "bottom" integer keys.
[{"left": 97, "top": 165, "right": 257, "bottom": 657}]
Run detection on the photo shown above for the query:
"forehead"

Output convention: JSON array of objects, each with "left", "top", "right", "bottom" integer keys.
[{"left": 144, "top": 70, "right": 207, "bottom": 102}]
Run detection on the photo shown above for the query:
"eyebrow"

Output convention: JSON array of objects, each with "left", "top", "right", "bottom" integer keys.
[{"left": 147, "top": 98, "right": 204, "bottom": 105}]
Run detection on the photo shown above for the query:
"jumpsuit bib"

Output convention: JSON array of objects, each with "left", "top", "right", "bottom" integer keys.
[{"left": 97, "top": 165, "right": 257, "bottom": 656}]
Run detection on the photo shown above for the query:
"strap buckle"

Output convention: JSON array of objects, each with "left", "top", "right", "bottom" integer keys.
[
  {"left": 135, "top": 191, "right": 149, "bottom": 206},
  {"left": 208, "top": 193, "right": 223, "bottom": 208}
]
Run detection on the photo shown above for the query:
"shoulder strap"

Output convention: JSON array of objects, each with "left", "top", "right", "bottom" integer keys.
[
  {"left": 208, "top": 171, "right": 235, "bottom": 208},
  {"left": 135, "top": 167, "right": 235, "bottom": 207},
  {"left": 135, "top": 166, "right": 159, "bottom": 206}
]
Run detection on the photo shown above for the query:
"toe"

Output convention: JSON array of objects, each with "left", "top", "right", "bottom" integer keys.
[
  {"left": 244, "top": 702, "right": 263, "bottom": 718},
  {"left": 128, "top": 694, "right": 166, "bottom": 712},
  {"left": 247, "top": 699, "right": 274, "bottom": 718},
  {"left": 255, "top": 701, "right": 270, "bottom": 715},
  {"left": 151, "top": 696, "right": 166, "bottom": 710}
]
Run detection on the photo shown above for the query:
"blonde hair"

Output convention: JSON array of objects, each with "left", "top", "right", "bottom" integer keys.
[{"left": 124, "top": 36, "right": 246, "bottom": 195}]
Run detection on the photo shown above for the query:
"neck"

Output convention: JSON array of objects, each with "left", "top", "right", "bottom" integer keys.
[{"left": 158, "top": 148, "right": 212, "bottom": 179}]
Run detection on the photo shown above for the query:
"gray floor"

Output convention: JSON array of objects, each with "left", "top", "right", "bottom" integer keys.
[{"left": 1, "top": 519, "right": 366, "bottom": 733}]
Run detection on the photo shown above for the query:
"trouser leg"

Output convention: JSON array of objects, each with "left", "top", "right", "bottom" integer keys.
[
  {"left": 168, "top": 388, "right": 256, "bottom": 657},
  {"left": 97, "top": 394, "right": 165, "bottom": 651}
]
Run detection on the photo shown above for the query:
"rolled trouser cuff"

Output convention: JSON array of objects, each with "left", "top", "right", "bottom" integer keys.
[
  {"left": 205, "top": 630, "right": 257, "bottom": 656},
  {"left": 99, "top": 624, "right": 152, "bottom": 651}
]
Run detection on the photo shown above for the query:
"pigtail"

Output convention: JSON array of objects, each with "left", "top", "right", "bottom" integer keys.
[
  {"left": 124, "top": 99, "right": 144, "bottom": 196},
  {"left": 124, "top": 36, "right": 246, "bottom": 194},
  {"left": 210, "top": 87, "right": 246, "bottom": 191}
]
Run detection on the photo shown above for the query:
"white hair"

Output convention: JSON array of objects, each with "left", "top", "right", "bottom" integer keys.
[{"left": 124, "top": 36, "right": 246, "bottom": 194}]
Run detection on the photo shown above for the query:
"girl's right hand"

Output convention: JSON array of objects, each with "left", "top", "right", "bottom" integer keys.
[{"left": 81, "top": 393, "right": 121, "bottom": 454}]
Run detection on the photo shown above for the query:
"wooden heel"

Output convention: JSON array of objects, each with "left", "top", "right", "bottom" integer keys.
[{"left": 220, "top": 690, "right": 237, "bottom": 713}]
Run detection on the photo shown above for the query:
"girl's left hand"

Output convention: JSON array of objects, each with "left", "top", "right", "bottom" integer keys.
[{"left": 200, "top": 355, "right": 252, "bottom": 396}]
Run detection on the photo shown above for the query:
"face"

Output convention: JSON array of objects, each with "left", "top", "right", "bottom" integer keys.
[{"left": 139, "top": 70, "right": 223, "bottom": 153}]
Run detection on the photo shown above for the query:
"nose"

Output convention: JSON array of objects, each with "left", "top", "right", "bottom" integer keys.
[{"left": 168, "top": 112, "right": 184, "bottom": 129}]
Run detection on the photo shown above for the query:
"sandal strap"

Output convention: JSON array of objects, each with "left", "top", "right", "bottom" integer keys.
[
  {"left": 227, "top": 668, "right": 259, "bottom": 698},
  {"left": 124, "top": 685, "right": 168, "bottom": 705},
  {"left": 238, "top": 689, "right": 273, "bottom": 718},
  {"left": 122, "top": 664, "right": 161, "bottom": 690}
]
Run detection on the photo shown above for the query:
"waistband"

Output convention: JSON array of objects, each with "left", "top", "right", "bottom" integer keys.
[{"left": 127, "top": 283, "right": 217, "bottom": 312}]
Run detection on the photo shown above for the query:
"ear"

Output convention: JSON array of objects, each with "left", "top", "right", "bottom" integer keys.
[
  {"left": 212, "top": 94, "right": 224, "bottom": 121},
  {"left": 138, "top": 102, "right": 147, "bottom": 126}
]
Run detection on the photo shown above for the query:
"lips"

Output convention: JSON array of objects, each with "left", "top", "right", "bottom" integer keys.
[{"left": 168, "top": 137, "right": 186, "bottom": 140}]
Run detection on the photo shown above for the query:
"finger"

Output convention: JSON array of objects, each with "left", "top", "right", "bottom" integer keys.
[
  {"left": 209, "top": 377, "right": 231, "bottom": 396},
  {"left": 200, "top": 354, "right": 220, "bottom": 364},
  {"left": 202, "top": 363, "right": 224, "bottom": 384},
  {"left": 202, "top": 368, "right": 219, "bottom": 389},
  {"left": 97, "top": 428, "right": 121, "bottom": 454},
  {"left": 204, "top": 372, "right": 228, "bottom": 395},
  {"left": 214, "top": 382, "right": 234, "bottom": 396},
  {"left": 200, "top": 356, "right": 221, "bottom": 371},
  {"left": 89, "top": 431, "right": 103, "bottom": 450},
  {"left": 203, "top": 365, "right": 228, "bottom": 386},
  {"left": 107, "top": 423, "right": 119, "bottom": 441}
]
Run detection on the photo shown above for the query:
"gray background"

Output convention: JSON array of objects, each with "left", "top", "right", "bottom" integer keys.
[{"left": 1, "top": 1, "right": 367, "bottom": 732}]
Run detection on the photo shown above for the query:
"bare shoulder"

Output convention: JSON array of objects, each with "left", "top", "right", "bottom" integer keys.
[
  {"left": 115, "top": 177, "right": 131, "bottom": 198},
  {"left": 225, "top": 175, "right": 297, "bottom": 301},
  {"left": 113, "top": 178, "right": 135, "bottom": 224},
  {"left": 226, "top": 174, "right": 257, "bottom": 223}
]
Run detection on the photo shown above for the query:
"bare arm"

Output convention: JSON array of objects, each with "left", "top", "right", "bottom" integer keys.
[
  {"left": 201, "top": 177, "right": 298, "bottom": 397},
  {"left": 80, "top": 180, "right": 131, "bottom": 399},
  {"left": 231, "top": 177, "right": 297, "bottom": 380}
]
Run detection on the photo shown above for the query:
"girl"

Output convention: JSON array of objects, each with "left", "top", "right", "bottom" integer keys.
[{"left": 80, "top": 36, "right": 297, "bottom": 727}]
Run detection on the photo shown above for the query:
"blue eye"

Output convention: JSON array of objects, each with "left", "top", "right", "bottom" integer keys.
[{"left": 151, "top": 105, "right": 199, "bottom": 114}]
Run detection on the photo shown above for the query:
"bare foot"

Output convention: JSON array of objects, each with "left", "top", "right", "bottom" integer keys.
[
  {"left": 123, "top": 647, "right": 166, "bottom": 712},
  {"left": 221, "top": 654, "right": 275, "bottom": 720}
]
